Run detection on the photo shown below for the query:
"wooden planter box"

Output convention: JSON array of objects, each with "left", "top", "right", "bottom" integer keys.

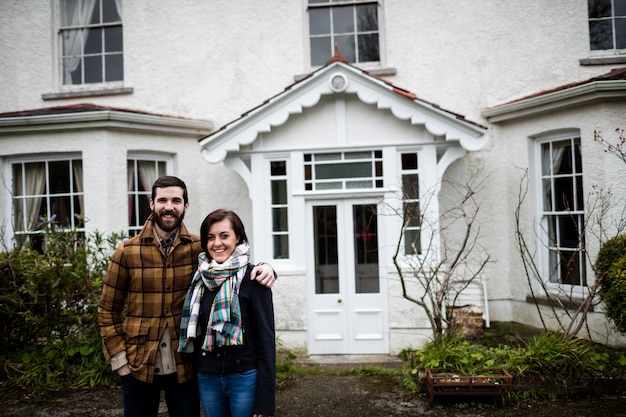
[{"left": 426, "top": 368, "right": 512, "bottom": 402}]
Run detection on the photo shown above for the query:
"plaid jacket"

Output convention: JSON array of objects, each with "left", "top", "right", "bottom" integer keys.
[{"left": 98, "top": 216, "right": 202, "bottom": 383}]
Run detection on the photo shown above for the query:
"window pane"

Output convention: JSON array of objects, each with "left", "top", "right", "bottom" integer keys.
[
  {"left": 616, "top": 0, "right": 626, "bottom": 16},
  {"left": 401, "top": 153, "right": 418, "bottom": 170},
  {"left": 311, "top": 36, "right": 332, "bottom": 66},
  {"left": 359, "top": 33, "right": 380, "bottom": 61},
  {"left": 554, "top": 177, "right": 574, "bottom": 210},
  {"left": 271, "top": 180, "right": 287, "bottom": 204},
  {"left": 316, "top": 153, "right": 341, "bottom": 161},
  {"left": 84, "top": 56, "right": 103, "bottom": 83},
  {"left": 333, "top": 6, "right": 354, "bottom": 33},
  {"left": 402, "top": 174, "right": 419, "bottom": 199},
  {"left": 317, "top": 182, "right": 342, "bottom": 190},
  {"left": 353, "top": 204, "right": 379, "bottom": 294},
  {"left": 273, "top": 235, "right": 289, "bottom": 259},
  {"left": 589, "top": 20, "right": 613, "bottom": 49},
  {"left": 335, "top": 35, "right": 356, "bottom": 62},
  {"left": 62, "top": 29, "right": 82, "bottom": 56},
  {"left": 314, "top": 206, "right": 339, "bottom": 294},
  {"left": 89, "top": 0, "right": 101, "bottom": 24},
  {"left": 49, "top": 161, "right": 71, "bottom": 193},
  {"left": 346, "top": 180, "right": 372, "bottom": 188},
  {"left": 270, "top": 161, "right": 286, "bottom": 176},
  {"left": 403, "top": 202, "right": 420, "bottom": 228},
  {"left": 588, "top": 0, "right": 612, "bottom": 18},
  {"left": 272, "top": 207, "right": 288, "bottom": 232},
  {"left": 404, "top": 229, "right": 421, "bottom": 255},
  {"left": 357, "top": 4, "right": 378, "bottom": 31},
  {"left": 102, "top": 0, "right": 122, "bottom": 22},
  {"left": 50, "top": 196, "right": 72, "bottom": 226},
  {"left": 310, "top": 8, "right": 330, "bottom": 35},
  {"left": 316, "top": 161, "right": 370, "bottom": 179},
  {"left": 85, "top": 27, "right": 102, "bottom": 54},
  {"left": 60, "top": 0, "right": 79, "bottom": 26},
  {"left": 105, "top": 26, "right": 123, "bottom": 52},
  {"left": 105, "top": 53, "right": 123, "bottom": 81}
]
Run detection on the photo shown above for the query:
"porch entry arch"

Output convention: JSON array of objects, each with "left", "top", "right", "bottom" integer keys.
[{"left": 305, "top": 198, "right": 388, "bottom": 355}]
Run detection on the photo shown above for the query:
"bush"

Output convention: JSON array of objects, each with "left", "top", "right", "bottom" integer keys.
[
  {"left": 595, "top": 234, "right": 626, "bottom": 333},
  {"left": 404, "top": 330, "right": 625, "bottom": 394},
  {"left": 0, "top": 219, "right": 124, "bottom": 389}
]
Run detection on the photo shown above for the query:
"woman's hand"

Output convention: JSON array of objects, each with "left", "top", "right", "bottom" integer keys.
[{"left": 251, "top": 263, "right": 277, "bottom": 288}]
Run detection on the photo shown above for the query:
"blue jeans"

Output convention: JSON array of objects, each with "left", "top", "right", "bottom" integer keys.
[
  {"left": 120, "top": 373, "right": 200, "bottom": 417},
  {"left": 197, "top": 369, "right": 258, "bottom": 417}
]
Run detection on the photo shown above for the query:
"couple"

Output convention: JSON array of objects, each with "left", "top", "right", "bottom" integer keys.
[{"left": 98, "top": 176, "right": 276, "bottom": 417}]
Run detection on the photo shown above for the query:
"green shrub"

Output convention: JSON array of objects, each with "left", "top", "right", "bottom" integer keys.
[
  {"left": 0, "top": 219, "right": 123, "bottom": 389},
  {"left": 509, "top": 331, "right": 611, "bottom": 379},
  {"left": 403, "top": 330, "right": 624, "bottom": 394},
  {"left": 595, "top": 234, "right": 626, "bottom": 333}
]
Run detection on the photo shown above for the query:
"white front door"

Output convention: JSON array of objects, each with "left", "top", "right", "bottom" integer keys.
[{"left": 306, "top": 199, "right": 388, "bottom": 354}]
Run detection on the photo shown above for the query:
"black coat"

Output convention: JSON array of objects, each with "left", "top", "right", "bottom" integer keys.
[{"left": 194, "top": 264, "right": 276, "bottom": 415}]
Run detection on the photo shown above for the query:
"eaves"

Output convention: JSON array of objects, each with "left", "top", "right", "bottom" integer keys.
[{"left": 482, "top": 80, "right": 626, "bottom": 123}]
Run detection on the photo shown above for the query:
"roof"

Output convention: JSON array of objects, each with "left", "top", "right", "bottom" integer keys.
[
  {"left": 0, "top": 103, "right": 213, "bottom": 137},
  {"left": 483, "top": 67, "right": 626, "bottom": 122}
]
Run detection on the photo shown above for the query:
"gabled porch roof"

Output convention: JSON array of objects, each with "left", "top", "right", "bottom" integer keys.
[{"left": 199, "top": 56, "right": 487, "bottom": 163}]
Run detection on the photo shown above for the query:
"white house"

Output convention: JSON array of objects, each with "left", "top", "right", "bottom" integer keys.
[{"left": 1, "top": 0, "right": 625, "bottom": 355}]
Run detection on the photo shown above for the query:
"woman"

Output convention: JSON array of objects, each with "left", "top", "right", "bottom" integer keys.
[{"left": 179, "top": 209, "right": 275, "bottom": 417}]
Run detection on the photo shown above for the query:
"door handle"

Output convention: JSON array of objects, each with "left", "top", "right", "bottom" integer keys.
[{"left": 337, "top": 297, "right": 342, "bottom": 303}]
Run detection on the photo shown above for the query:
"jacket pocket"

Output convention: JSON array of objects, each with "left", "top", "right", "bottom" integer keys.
[{"left": 123, "top": 319, "right": 150, "bottom": 368}]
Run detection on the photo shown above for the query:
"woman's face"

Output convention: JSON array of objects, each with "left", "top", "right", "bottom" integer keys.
[{"left": 206, "top": 218, "right": 239, "bottom": 263}]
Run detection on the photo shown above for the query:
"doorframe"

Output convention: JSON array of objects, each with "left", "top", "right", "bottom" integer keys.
[{"left": 305, "top": 197, "right": 389, "bottom": 355}]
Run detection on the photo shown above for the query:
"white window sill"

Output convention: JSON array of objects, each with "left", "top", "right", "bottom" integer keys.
[
  {"left": 42, "top": 86, "right": 133, "bottom": 100},
  {"left": 580, "top": 55, "right": 626, "bottom": 65}
]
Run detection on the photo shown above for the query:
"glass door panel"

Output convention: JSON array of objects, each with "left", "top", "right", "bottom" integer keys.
[
  {"left": 353, "top": 204, "right": 379, "bottom": 293},
  {"left": 314, "top": 205, "right": 339, "bottom": 294}
]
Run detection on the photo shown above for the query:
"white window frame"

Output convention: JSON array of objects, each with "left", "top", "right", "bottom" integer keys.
[
  {"left": 127, "top": 153, "right": 171, "bottom": 236},
  {"left": 534, "top": 131, "right": 587, "bottom": 296},
  {"left": 306, "top": 0, "right": 383, "bottom": 69},
  {"left": 269, "top": 159, "right": 290, "bottom": 260},
  {"left": 55, "top": 0, "right": 124, "bottom": 90},
  {"left": 588, "top": 0, "right": 626, "bottom": 53},
  {"left": 9, "top": 153, "right": 84, "bottom": 244}
]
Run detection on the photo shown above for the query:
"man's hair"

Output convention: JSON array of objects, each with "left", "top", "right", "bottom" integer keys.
[
  {"left": 200, "top": 209, "right": 248, "bottom": 255},
  {"left": 151, "top": 176, "right": 189, "bottom": 204}
]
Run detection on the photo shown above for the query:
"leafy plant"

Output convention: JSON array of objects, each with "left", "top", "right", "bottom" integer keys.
[
  {"left": 0, "top": 219, "right": 124, "bottom": 389},
  {"left": 595, "top": 234, "right": 626, "bottom": 333}
]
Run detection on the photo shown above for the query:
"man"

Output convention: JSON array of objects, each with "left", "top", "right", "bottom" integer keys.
[{"left": 98, "top": 176, "right": 276, "bottom": 417}]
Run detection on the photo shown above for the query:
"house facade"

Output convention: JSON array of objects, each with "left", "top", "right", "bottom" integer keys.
[{"left": 1, "top": 1, "right": 625, "bottom": 354}]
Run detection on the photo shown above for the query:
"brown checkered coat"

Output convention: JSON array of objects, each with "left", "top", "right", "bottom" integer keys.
[{"left": 98, "top": 217, "right": 201, "bottom": 383}]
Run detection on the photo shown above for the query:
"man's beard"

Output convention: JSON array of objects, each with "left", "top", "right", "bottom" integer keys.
[{"left": 152, "top": 209, "right": 185, "bottom": 233}]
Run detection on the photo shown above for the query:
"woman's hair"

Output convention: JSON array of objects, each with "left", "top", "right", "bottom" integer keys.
[{"left": 200, "top": 209, "right": 248, "bottom": 255}]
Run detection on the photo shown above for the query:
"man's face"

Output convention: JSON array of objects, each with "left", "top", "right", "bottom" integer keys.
[{"left": 149, "top": 186, "right": 188, "bottom": 233}]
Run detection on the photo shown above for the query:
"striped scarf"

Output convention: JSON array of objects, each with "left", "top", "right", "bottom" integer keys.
[{"left": 178, "top": 242, "right": 250, "bottom": 352}]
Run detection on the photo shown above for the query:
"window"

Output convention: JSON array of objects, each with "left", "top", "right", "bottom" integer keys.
[
  {"left": 401, "top": 153, "right": 421, "bottom": 255},
  {"left": 270, "top": 161, "right": 289, "bottom": 259},
  {"left": 12, "top": 157, "right": 84, "bottom": 245},
  {"left": 588, "top": 0, "right": 626, "bottom": 50},
  {"left": 539, "top": 136, "right": 586, "bottom": 287},
  {"left": 308, "top": 0, "right": 380, "bottom": 66},
  {"left": 59, "top": 0, "right": 123, "bottom": 85},
  {"left": 127, "top": 157, "right": 167, "bottom": 236},
  {"left": 304, "top": 150, "right": 383, "bottom": 191}
]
